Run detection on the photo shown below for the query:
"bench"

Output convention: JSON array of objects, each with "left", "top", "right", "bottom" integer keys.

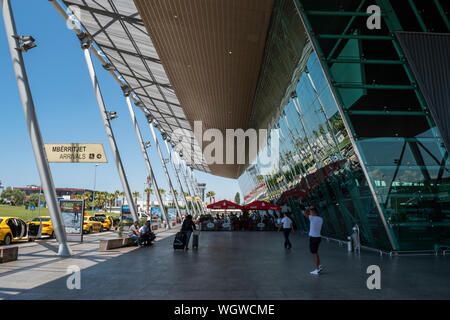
[
  {"left": 99, "top": 237, "right": 136, "bottom": 251},
  {"left": 0, "top": 246, "right": 18, "bottom": 263}
]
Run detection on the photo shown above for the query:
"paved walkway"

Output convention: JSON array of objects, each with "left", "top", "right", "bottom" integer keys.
[{"left": 1, "top": 230, "right": 449, "bottom": 299}]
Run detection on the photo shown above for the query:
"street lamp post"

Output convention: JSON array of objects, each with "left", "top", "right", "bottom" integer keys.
[{"left": 92, "top": 164, "right": 99, "bottom": 216}]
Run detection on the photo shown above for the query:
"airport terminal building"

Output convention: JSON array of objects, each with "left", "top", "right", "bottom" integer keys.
[
  {"left": 238, "top": 0, "right": 450, "bottom": 252},
  {"left": 53, "top": 0, "right": 450, "bottom": 253},
  {"left": 2, "top": 0, "right": 449, "bottom": 255}
]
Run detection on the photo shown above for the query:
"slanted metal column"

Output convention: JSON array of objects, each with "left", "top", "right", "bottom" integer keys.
[
  {"left": 176, "top": 154, "right": 197, "bottom": 217},
  {"left": 184, "top": 163, "right": 202, "bottom": 216},
  {"left": 124, "top": 95, "right": 170, "bottom": 228},
  {"left": 1, "top": 0, "right": 71, "bottom": 256},
  {"left": 148, "top": 122, "right": 182, "bottom": 220},
  {"left": 164, "top": 140, "right": 190, "bottom": 217},
  {"left": 81, "top": 38, "right": 138, "bottom": 222},
  {"left": 190, "top": 169, "right": 205, "bottom": 214},
  {"left": 184, "top": 164, "right": 204, "bottom": 215}
]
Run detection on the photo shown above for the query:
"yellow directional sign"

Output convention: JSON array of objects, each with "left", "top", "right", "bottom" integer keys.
[{"left": 44, "top": 143, "right": 108, "bottom": 163}]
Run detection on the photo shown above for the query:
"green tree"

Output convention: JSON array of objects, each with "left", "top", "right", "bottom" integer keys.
[
  {"left": 132, "top": 191, "right": 140, "bottom": 206},
  {"left": 1, "top": 187, "right": 26, "bottom": 206},
  {"left": 114, "top": 190, "right": 120, "bottom": 206},
  {"left": 120, "top": 191, "right": 125, "bottom": 205},
  {"left": 206, "top": 191, "right": 215, "bottom": 203},
  {"left": 234, "top": 192, "right": 240, "bottom": 205},
  {"left": 82, "top": 192, "right": 92, "bottom": 210},
  {"left": 28, "top": 193, "right": 45, "bottom": 206},
  {"left": 107, "top": 193, "right": 116, "bottom": 213}
]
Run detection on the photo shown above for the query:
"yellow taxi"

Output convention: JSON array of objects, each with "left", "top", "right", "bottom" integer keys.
[
  {"left": 28, "top": 216, "right": 55, "bottom": 238},
  {"left": 0, "top": 217, "right": 37, "bottom": 245},
  {"left": 94, "top": 214, "right": 115, "bottom": 231},
  {"left": 83, "top": 216, "right": 103, "bottom": 234}
]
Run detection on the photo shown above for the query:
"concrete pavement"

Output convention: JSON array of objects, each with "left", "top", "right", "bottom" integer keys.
[{"left": 1, "top": 230, "right": 449, "bottom": 299}]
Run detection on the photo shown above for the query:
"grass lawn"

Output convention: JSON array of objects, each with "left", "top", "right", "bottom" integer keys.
[
  {"left": 0, "top": 205, "right": 49, "bottom": 220},
  {"left": 0, "top": 205, "right": 121, "bottom": 221}
]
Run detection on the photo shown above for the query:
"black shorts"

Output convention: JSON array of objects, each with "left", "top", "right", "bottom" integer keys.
[{"left": 309, "top": 236, "right": 321, "bottom": 253}]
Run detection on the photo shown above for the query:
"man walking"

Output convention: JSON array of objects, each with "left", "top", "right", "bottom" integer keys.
[
  {"left": 278, "top": 213, "right": 294, "bottom": 249},
  {"left": 303, "top": 206, "right": 323, "bottom": 275}
]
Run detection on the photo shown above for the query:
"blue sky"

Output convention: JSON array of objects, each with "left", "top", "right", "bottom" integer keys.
[{"left": 0, "top": 0, "right": 241, "bottom": 203}]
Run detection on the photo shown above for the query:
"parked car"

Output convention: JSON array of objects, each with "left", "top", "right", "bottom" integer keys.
[
  {"left": 0, "top": 217, "right": 38, "bottom": 245},
  {"left": 83, "top": 216, "right": 103, "bottom": 234},
  {"left": 27, "top": 216, "right": 55, "bottom": 238},
  {"left": 94, "top": 214, "right": 116, "bottom": 231}
]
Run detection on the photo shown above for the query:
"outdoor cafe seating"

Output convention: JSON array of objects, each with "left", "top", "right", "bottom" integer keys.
[{"left": 203, "top": 200, "right": 282, "bottom": 231}]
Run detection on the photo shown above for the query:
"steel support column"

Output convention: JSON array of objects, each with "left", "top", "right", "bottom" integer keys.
[
  {"left": 176, "top": 154, "right": 198, "bottom": 217},
  {"left": 188, "top": 166, "right": 205, "bottom": 215},
  {"left": 180, "top": 159, "right": 201, "bottom": 217},
  {"left": 1, "top": 0, "right": 71, "bottom": 256},
  {"left": 81, "top": 43, "right": 138, "bottom": 222},
  {"left": 125, "top": 96, "right": 170, "bottom": 227},
  {"left": 191, "top": 169, "right": 205, "bottom": 214},
  {"left": 164, "top": 140, "right": 190, "bottom": 217},
  {"left": 149, "top": 122, "right": 182, "bottom": 220}
]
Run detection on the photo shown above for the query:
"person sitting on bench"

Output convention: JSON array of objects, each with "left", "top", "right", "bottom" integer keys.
[
  {"left": 129, "top": 221, "right": 142, "bottom": 247},
  {"left": 139, "top": 221, "right": 154, "bottom": 246}
]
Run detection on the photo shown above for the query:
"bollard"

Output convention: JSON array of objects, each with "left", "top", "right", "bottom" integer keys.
[{"left": 347, "top": 236, "right": 353, "bottom": 252}]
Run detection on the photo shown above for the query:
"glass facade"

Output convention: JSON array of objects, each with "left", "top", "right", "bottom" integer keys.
[
  {"left": 239, "top": 51, "right": 393, "bottom": 251},
  {"left": 239, "top": 0, "right": 450, "bottom": 252}
]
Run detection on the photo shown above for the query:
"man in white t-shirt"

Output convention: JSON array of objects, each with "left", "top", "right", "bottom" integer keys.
[
  {"left": 277, "top": 213, "right": 294, "bottom": 249},
  {"left": 303, "top": 206, "right": 323, "bottom": 275}
]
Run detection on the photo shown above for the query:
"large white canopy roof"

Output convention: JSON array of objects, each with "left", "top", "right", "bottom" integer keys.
[{"left": 63, "top": 0, "right": 210, "bottom": 172}]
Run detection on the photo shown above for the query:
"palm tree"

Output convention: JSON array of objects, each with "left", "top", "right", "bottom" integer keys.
[
  {"left": 107, "top": 193, "right": 116, "bottom": 213},
  {"left": 206, "top": 191, "right": 215, "bottom": 203},
  {"left": 120, "top": 191, "right": 125, "bottom": 206},
  {"left": 144, "top": 188, "right": 152, "bottom": 214},
  {"left": 132, "top": 191, "right": 140, "bottom": 206},
  {"left": 114, "top": 190, "right": 120, "bottom": 206},
  {"left": 82, "top": 192, "right": 92, "bottom": 211}
]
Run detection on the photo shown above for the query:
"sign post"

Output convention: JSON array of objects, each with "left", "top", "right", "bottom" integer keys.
[{"left": 44, "top": 143, "right": 107, "bottom": 163}]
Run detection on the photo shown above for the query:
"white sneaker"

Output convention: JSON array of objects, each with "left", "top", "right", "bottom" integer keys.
[{"left": 310, "top": 269, "right": 320, "bottom": 275}]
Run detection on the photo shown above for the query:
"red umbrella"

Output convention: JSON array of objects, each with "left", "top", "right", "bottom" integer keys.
[
  {"left": 207, "top": 200, "right": 243, "bottom": 210},
  {"left": 243, "top": 200, "right": 281, "bottom": 211}
]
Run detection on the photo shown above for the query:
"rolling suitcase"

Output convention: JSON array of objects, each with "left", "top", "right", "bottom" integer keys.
[
  {"left": 173, "top": 232, "right": 186, "bottom": 250},
  {"left": 192, "top": 230, "right": 199, "bottom": 249}
]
